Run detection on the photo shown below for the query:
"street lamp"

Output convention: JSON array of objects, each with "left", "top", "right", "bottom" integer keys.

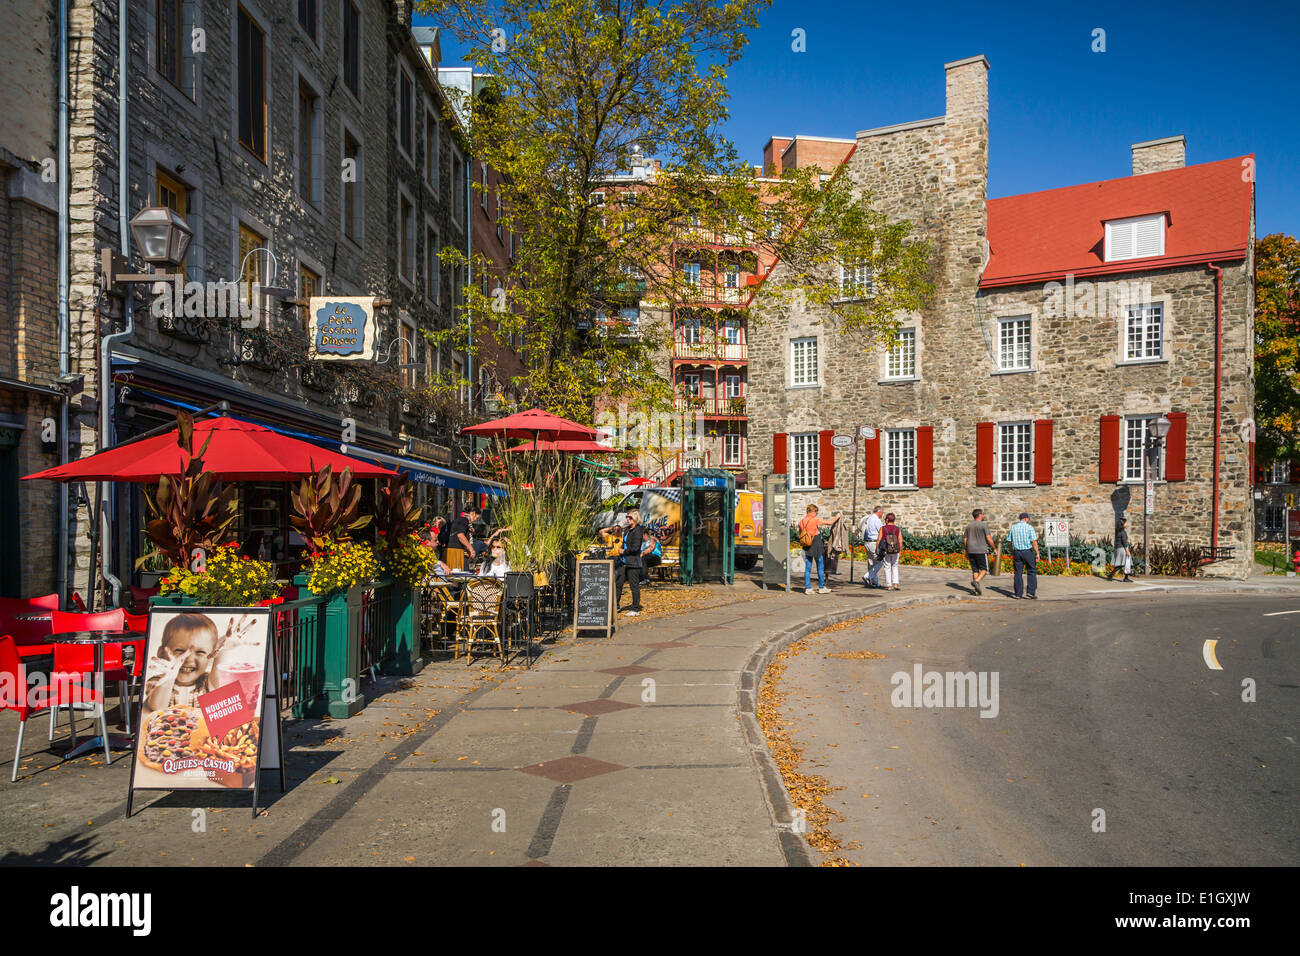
[
  {"left": 1141, "top": 415, "right": 1172, "bottom": 577},
  {"left": 101, "top": 205, "right": 193, "bottom": 288},
  {"left": 128, "top": 205, "right": 192, "bottom": 268}
]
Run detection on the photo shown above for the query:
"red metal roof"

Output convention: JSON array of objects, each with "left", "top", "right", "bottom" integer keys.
[{"left": 981, "top": 156, "right": 1253, "bottom": 289}]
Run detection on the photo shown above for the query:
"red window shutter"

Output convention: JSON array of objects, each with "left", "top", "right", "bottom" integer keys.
[
  {"left": 1164, "top": 411, "right": 1187, "bottom": 481},
  {"left": 916, "top": 426, "right": 934, "bottom": 487},
  {"left": 773, "top": 432, "right": 787, "bottom": 475},
  {"left": 819, "top": 429, "right": 834, "bottom": 488},
  {"left": 975, "top": 422, "right": 994, "bottom": 486},
  {"left": 864, "top": 432, "right": 881, "bottom": 489},
  {"left": 1033, "top": 420, "right": 1053, "bottom": 485},
  {"left": 1099, "top": 415, "right": 1120, "bottom": 483}
]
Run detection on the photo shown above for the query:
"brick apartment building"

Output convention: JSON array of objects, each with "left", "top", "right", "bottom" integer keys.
[
  {"left": 12, "top": 0, "right": 521, "bottom": 603},
  {"left": 749, "top": 55, "right": 1256, "bottom": 577}
]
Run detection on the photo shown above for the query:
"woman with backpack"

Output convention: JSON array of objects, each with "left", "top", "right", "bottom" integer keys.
[
  {"left": 797, "top": 504, "right": 840, "bottom": 594},
  {"left": 876, "top": 512, "right": 903, "bottom": 590}
]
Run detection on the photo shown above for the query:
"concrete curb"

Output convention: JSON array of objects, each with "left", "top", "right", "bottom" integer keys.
[{"left": 737, "top": 590, "right": 967, "bottom": 867}]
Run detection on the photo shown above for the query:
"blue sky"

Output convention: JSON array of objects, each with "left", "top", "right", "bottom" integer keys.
[{"left": 419, "top": 0, "right": 1298, "bottom": 236}]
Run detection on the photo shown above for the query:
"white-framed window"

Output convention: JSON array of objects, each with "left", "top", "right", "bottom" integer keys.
[
  {"left": 1263, "top": 504, "right": 1285, "bottom": 532},
  {"left": 724, "top": 433, "right": 742, "bottom": 465},
  {"left": 1125, "top": 303, "right": 1164, "bottom": 360},
  {"left": 480, "top": 164, "right": 489, "bottom": 211},
  {"left": 1268, "top": 460, "right": 1289, "bottom": 484},
  {"left": 724, "top": 263, "right": 739, "bottom": 289},
  {"left": 1105, "top": 213, "right": 1165, "bottom": 262},
  {"left": 996, "top": 422, "right": 1033, "bottom": 485},
  {"left": 724, "top": 374, "right": 742, "bottom": 398},
  {"left": 399, "top": 313, "right": 418, "bottom": 388},
  {"left": 791, "top": 433, "right": 819, "bottom": 490},
  {"left": 840, "top": 260, "right": 872, "bottom": 297},
  {"left": 791, "top": 336, "right": 818, "bottom": 387},
  {"left": 618, "top": 305, "right": 639, "bottom": 329},
  {"left": 723, "top": 319, "right": 741, "bottom": 345},
  {"left": 681, "top": 372, "right": 700, "bottom": 396},
  {"left": 1123, "top": 416, "right": 1163, "bottom": 482},
  {"left": 683, "top": 261, "right": 701, "bottom": 288},
  {"left": 884, "top": 429, "right": 916, "bottom": 488},
  {"left": 998, "top": 316, "right": 1031, "bottom": 371},
  {"left": 682, "top": 317, "right": 701, "bottom": 345},
  {"left": 590, "top": 191, "right": 605, "bottom": 206},
  {"left": 885, "top": 329, "right": 916, "bottom": 379},
  {"left": 496, "top": 193, "right": 503, "bottom": 242}
]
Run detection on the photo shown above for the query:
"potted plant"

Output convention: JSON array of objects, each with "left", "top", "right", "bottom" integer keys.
[
  {"left": 158, "top": 542, "right": 280, "bottom": 606},
  {"left": 136, "top": 412, "right": 240, "bottom": 590},
  {"left": 137, "top": 548, "right": 173, "bottom": 589}
]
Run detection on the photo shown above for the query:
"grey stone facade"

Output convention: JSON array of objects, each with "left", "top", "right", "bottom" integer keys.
[
  {"left": 55, "top": 0, "right": 500, "bottom": 596},
  {"left": 747, "top": 55, "right": 1256, "bottom": 577}
]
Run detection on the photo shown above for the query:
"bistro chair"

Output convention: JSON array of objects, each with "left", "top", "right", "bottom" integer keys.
[
  {"left": 1, "top": 636, "right": 100, "bottom": 781},
  {"left": 48, "top": 609, "right": 139, "bottom": 735},
  {"left": 455, "top": 579, "right": 504, "bottom": 664},
  {"left": 420, "top": 582, "right": 459, "bottom": 655},
  {"left": 0, "top": 596, "right": 57, "bottom": 657}
]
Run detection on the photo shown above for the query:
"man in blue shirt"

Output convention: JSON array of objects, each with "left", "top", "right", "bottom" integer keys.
[{"left": 1007, "top": 511, "right": 1039, "bottom": 599}]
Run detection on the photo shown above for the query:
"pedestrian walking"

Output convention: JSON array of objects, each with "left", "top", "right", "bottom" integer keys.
[
  {"left": 1107, "top": 518, "right": 1134, "bottom": 582},
  {"left": 1008, "top": 511, "right": 1039, "bottom": 599},
  {"left": 797, "top": 504, "right": 840, "bottom": 594},
  {"left": 873, "top": 513, "right": 904, "bottom": 590},
  {"left": 965, "top": 508, "right": 995, "bottom": 595},
  {"left": 859, "top": 506, "right": 883, "bottom": 587}
]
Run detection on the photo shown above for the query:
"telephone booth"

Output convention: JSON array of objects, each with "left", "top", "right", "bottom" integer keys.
[{"left": 680, "top": 468, "right": 735, "bottom": 585}]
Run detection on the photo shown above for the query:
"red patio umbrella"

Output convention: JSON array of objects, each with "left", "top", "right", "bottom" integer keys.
[
  {"left": 461, "top": 407, "right": 606, "bottom": 443},
  {"left": 624, "top": 477, "right": 655, "bottom": 486},
  {"left": 22, "top": 416, "right": 397, "bottom": 483},
  {"left": 505, "top": 439, "right": 617, "bottom": 454}
]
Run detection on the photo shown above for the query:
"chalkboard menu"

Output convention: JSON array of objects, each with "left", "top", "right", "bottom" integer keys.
[{"left": 573, "top": 559, "right": 615, "bottom": 638}]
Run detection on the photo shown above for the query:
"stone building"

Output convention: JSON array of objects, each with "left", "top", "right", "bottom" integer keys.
[
  {"left": 748, "top": 56, "right": 1256, "bottom": 577},
  {"left": 1253, "top": 458, "right": 1296, "bottom": 544},
  {"left": 0, "top": 0, "right": 64, "bottom": 599},
  {"left": 39, "top": 0, "right": 519, "bottom": 602}
]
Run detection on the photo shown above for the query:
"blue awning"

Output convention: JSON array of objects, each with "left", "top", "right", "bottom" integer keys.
[{"left": 340, "top": 444, "right": 506, "bottom": 496}]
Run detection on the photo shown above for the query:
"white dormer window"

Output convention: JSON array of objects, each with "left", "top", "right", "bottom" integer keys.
[{"left": 1105, "top": 214, "right": 1165, "bottom": 262}]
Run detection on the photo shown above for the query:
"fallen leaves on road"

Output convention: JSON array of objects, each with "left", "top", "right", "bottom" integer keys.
[
  {"left": 758, "top": 632, "right": 853, "bottom": 867},
  {"left": 825, "top": 650, "right": 887, "bottom": 660}
]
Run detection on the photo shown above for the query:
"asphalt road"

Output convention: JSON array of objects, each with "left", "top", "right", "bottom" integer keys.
[{"left": 778, "top": 593, "right": 1299, "bottom": 866}]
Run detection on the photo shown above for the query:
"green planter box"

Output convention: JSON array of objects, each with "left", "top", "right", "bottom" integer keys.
[
  {"left": 389, "top": 584, "right": 423, "bottom": 677},
  {"left": 294, "top": 580, "right": 366, "bottom": 719}
]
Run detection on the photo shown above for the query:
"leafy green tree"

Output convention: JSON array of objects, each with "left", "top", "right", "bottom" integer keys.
[
  {"left": 1255, "top": 233, "right": 1300, "bottom": 465},
  {"left": 422, "top": 0, "right": 932, "bottom": 421}
]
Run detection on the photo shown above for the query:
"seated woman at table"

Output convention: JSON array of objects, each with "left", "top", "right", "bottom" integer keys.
[{"left": 479, "top": 541, "right": 510, "bottom": 579}]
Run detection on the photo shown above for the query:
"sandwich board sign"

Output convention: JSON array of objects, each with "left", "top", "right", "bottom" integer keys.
[{"left": 126, "top": 606, "right": 285, "bottom": 818}]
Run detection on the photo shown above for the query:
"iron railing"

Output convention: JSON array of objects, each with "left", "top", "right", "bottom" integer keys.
[{"left": 268, "top": 594, "right": 329, "bottom": 717}]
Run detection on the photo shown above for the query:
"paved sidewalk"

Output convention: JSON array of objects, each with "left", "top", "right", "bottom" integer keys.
[{"left": 1, "top": 565, "right": 1294, "bottom": 866}]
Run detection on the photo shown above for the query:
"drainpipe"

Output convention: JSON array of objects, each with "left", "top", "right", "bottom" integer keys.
[
  {"left": 1208, "top": 262, "right": 1223, "bottom": 551},
  {"left": 98, "top": 0, "right": 133, "bottom": 609},
  {"left": 465, "top": 154, "right": 473, "bottom": 413},
  {"left": 57, "top": 0, "right": 70, "bottom": 606}
]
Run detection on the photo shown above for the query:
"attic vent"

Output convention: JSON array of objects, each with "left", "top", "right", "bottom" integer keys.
[{"left": 1105, "top": 214, "right": 1164, "bottom": 262}]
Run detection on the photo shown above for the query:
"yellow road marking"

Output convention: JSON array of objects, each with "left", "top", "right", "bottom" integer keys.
[{"left": 1202, "top": 639, "right": 1222, "bottom": 671}]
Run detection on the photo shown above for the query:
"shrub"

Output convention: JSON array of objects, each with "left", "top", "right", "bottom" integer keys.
[{"left": 304, "top": 540, "right": 380, "bottom": 595}]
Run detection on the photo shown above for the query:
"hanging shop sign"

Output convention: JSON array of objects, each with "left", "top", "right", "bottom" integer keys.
[{"left": 308, "top": 297, "right": 377, "bottom": 360}]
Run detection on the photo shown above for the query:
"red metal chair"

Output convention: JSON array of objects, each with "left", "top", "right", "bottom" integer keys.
[
  {"left": 0, "top": 594, "right": 59, "bottom": 614},
  {"left": 0, "top": 595, "right": 58, "bottom": 658},
  {"left": 48, "top": 609, "right": 136, "bottom": 736},
  {"left": 2, "top": 636, "right": 102, "bottom": 780},
  {"left": 70, "top": 592, "right": 87, "bottom": 612}
]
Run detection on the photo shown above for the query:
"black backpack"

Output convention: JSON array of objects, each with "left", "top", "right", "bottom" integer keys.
[{"left": 437, "top": 522, "right": 451, "bottom": 548}]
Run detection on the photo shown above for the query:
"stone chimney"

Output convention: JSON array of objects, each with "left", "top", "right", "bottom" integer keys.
[
  {"left": 944, "top": 55, "right": 989, "bottom": 128},
  {"left": 1132, "top": 135, "right": 1186, "bottom": 175}
]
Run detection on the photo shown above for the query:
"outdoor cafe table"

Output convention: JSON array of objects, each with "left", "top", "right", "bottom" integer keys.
[
  {"left": 427, "top": 574, "right": 534, "bottom": 665},
  {"left": 47, "top": 630, "right": 144, "bottom": 761}
]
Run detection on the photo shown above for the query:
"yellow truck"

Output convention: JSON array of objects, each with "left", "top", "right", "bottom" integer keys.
[{"left": 595, "top": 487, "right": 764, "bottom": 571}]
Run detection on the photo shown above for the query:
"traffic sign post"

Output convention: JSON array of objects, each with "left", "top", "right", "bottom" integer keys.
[{"left": 1044, "top": 519, "right": 1069, "bottom": 564}]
